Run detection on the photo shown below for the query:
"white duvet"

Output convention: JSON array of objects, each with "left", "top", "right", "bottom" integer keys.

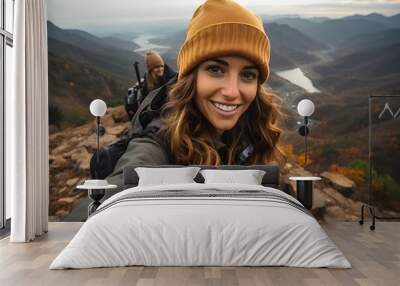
[{"left": 50, "top": 183, "right": 351, "bottom": 269}]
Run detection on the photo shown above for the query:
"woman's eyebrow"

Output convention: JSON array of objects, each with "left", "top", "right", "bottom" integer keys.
[
  {"left": 209, "top": 59, "right": 257, "bottom": 70},
  {"left": 208, "top": 59, "right": 229, "bottom": 66},
  {"left": 243, "top": 66, "right": 258, "bottom": 71}
]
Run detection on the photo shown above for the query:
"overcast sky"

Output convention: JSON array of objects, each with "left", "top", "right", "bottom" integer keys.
[{"left": 47, "top": 0, "right": 400, "bottom": 29}]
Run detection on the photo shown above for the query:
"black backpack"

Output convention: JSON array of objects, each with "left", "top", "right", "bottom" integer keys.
[{"left": 89, "top": 132, "right": 131, "bottom": 179}]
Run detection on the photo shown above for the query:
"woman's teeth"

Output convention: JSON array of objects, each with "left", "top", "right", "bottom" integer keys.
[{"left": 213, "top": 102, "right": 238, "bottom": 112}]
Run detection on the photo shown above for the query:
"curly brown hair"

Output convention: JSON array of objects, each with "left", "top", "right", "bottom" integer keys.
[{"left": 160, "top": 69, "right": 287, "bottom": 167}]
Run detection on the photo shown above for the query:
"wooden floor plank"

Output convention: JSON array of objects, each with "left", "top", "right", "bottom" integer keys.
[{"left": 0, "top": 222, "right": 399, "bottom": 286}]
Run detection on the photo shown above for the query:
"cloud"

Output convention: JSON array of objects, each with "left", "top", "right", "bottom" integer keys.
[
  {"left": 359, "top": 0, "right": 400, "bottom": 2},
  {"left": 250, "top": 0, "right": 400, "bottom": 17},
  {"left": 47, "top": 0, "right": 400, "bottom": 29}
]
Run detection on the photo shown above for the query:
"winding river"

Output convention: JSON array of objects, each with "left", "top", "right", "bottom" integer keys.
[
  {"left": 276, "top": 67, "right": 320, "bottom": 93},
  {"left": 132, "top": 34, "right": 170, "bottom": 54}
]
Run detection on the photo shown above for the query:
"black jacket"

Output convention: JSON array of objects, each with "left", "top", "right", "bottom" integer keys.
[
  {"left": 106, "top": 75, "right": 176, "bottom": 186},
  {"left": 106, "top": 74, "right": 254, "bottom": 186}
]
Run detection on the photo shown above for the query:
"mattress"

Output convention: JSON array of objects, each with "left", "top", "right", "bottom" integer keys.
[{"left": 50, "top": 183, "right": 351, "bottom": 269}]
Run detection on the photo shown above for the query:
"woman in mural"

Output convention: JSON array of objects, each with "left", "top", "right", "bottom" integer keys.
[
  {"left": 106, "top": 0, "right": 286, "bottom": 185},
  {"left": 141, "top": 50, "right": 176, "bottom": 99}
]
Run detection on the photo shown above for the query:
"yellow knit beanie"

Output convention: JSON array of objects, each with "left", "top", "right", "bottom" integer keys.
[
  {"left": 177, "top": 0, "right": 270, "bottom": 83},
  {"left": 145, "top": 51, "right": 164, "bottom": 72}
]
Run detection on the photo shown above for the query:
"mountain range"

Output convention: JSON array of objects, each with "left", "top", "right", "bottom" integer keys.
[
  {"left": 48, "top": 21, "right": 143, "bottom": 78},
  {"left": 47, "top": 13, "right": 400, "bottom": 129},
  {"left": 265, "top": 23, "right": 327, "bottom": 70},
  {"left": 47, "top": 21, "right": 143, "bottom": 128},
  {"left": 337, "top": 28, "right": 400, "bottom": 53},
  {"left": 151, "top": 22, "right": 328, "bottom": 71},
  {"left": 48, "top": 18, "right": 334, "bottom": 128},
  {"left": 293, "top": 14, "right": 400, "bottom": 186},
  {"left": 270, "top": 13, "right": 400, "bottom": 47}
]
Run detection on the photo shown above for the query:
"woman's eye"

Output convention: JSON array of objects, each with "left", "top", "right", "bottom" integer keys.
[
  {"left": 206, "top": 65, "right": 224, "bottom": 75},
  {"left": 241, "top": 71, "right": 258, "bottom": 81}
]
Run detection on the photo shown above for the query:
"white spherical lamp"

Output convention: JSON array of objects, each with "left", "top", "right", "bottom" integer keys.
[
  {"left": 90, "top": 99, "right": 107, "bottom": 117},
  {"left": 297, "top": 99, "right": 315, "bottom": 117}
]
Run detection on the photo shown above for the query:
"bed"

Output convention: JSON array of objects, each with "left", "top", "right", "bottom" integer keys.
[{"left": 50, "top": 165, "right": 351, "bottom": 269}]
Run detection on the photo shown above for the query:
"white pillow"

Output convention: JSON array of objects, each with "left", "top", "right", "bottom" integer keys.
[
  {"left": 200, "top": 169, "right": 266, "bottom": 185},
  {"left": 135, "top": 167, "right": 201, "bottom": 186}
]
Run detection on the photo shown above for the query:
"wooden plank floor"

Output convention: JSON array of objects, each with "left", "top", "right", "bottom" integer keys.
[{"left": 0, "top": 222, "right": 399, "bottom": 286}]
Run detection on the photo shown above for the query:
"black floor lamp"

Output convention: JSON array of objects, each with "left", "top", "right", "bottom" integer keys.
[
  {"left": 86, "top": 99, "right": 108, "bottom": 215},
  {"left": 289, "top": 99, "right": 320, "bottom": 210},
  {"left": 297, "top": 99, "right": 315, "bottom": 166}
]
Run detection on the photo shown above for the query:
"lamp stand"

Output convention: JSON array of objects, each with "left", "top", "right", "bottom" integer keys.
[
  {"left": 96, "top": 116, "right": 100, "bottom": 166},
  {"left": 304, "top": 116, "right": 308, "bottom": 166},
  {"left": 298, "top": 116, "right": 309, "bottom": 167}
]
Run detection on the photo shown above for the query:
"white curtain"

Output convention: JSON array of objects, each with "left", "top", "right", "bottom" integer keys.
[{"left": 7, "top": 0, "right": 49, "bottom": 242}]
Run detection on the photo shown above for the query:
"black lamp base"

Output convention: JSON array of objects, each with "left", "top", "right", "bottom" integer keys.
[
  {"left": 88, "top": 189, "right": 105, "bottom": 216},
  {"left": 296, "top": 180, "right": 313, "bottom": 210}
]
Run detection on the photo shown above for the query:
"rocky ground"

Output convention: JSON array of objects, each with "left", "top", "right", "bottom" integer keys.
[
  {"left": 49, "top": 106, "right": 130, "bottom": 221},
  {"left": 281, "top": 163, "right": 363, "bottom": 222},
  {"left": 49, "top": 105, "right": 370, "bottom": 222}
]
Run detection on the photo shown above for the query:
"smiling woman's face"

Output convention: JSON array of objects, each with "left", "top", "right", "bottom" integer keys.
[{"left": 195, "top": 56, "right": 259, "bottom": 135}]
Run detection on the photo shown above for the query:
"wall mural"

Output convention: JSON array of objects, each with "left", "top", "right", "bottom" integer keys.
[{"left": 47, "top": 0, "right": 400, "bottom": 222}]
